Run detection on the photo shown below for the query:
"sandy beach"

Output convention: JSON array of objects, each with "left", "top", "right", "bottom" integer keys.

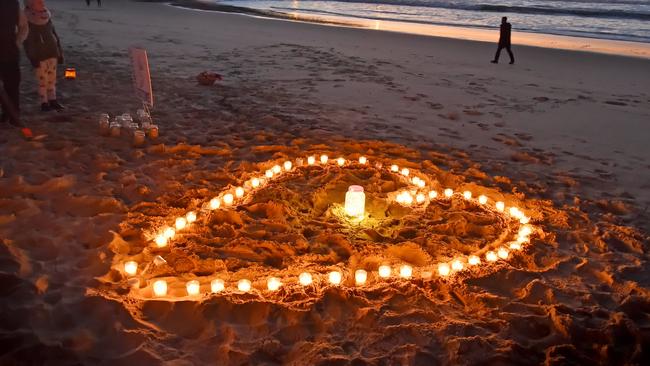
[{"left": 1, "top": 0, "right": 649, "bottom": 364}]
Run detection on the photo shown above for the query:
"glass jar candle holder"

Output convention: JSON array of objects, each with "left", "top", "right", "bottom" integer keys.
[{"left": 110, "top": 121, "right": 121, "bottom": 137}]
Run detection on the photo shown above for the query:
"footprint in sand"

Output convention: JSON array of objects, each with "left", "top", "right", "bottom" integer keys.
[{"left": 604, "top": 100, "right": 627, "bottom": 106}]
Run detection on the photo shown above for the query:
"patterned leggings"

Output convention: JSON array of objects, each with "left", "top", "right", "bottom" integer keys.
[{"left": 35, "top": 58, "right": 57, "bottom": 104}]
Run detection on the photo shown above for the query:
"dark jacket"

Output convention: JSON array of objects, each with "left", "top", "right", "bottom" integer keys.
[
  {"left": 0, "top": 0, "right": 20, "bottom": 62},
  {"left": 498, "top": 22, "right": 512, "bottom": 46},
  {"left": 23, "top": 20, "right": 63, "bottom": 68}
]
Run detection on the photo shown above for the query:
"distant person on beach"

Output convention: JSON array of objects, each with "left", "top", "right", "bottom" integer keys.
[
  {"left": 86, "top": 0, "right": 102, "bottom": 7},
  {"left": 23, "top": 0, "right": 65, "bottom": 112},
  {"left": 491, "top": 17, "right": 515, "bottom": 65},
  {"left": 0, "top": 0, "right": 29, "bottom": 126}
]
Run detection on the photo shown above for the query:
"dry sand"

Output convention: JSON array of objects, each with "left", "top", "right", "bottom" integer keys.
[{"left": 0, "top": 0, "right": 649, "bottom": 364}]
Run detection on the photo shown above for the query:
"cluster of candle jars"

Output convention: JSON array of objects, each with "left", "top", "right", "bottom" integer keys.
[{"left": 122, "top": 153, "right": 537, "bottom": 300}]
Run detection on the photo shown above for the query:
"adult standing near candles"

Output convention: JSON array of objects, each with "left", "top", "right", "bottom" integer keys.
[
  {"left": 23, "top": 0, "right": 65, "bottom": 112},
  {"left": 491, "top": 17, "right": 515, "bottom": 65},
  {"left": 0, "top": 0, "right": 29, "bottom": 126}
]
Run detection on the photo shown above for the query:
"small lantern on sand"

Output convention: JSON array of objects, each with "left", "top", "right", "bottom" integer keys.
[{"left": 64, "top": 68, "right": 76, "bottom": 80}]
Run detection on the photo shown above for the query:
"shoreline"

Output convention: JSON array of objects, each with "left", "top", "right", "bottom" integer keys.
[{"left": 169, "top": 0, "right": 650, "bottom": 59}]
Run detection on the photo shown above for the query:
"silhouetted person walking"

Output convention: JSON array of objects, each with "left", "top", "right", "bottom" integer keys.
[{"left": 491, "top": 17, "right": 515, "bottom": 64}]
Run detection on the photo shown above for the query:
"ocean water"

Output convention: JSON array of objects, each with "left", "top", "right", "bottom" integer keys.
[{"left": 218, "top": 0, "right": 650, "bottom": 43}]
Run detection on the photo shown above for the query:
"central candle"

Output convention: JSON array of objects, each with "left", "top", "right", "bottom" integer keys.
[{"left": 344, "top": 185, "right": 366, "bottom": 218}]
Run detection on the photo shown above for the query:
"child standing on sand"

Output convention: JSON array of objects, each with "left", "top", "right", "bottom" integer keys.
[{"left": 23, "top": 0, "right": 65, "bottom": 111}]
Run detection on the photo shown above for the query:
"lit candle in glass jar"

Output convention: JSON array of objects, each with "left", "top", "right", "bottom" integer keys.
[
  {"left": 153, "top": 279, "right": 167, "bottom": 297},
  {"left": 355, "top": 269, "right": 367, "bottom": 285},
  {"left": 211, "top": 279, "right": 224, "bottom": 293},
  {"left": 235, "top": 187, "right": 244, "bottom": 198},
  {"left": 399, "top": 265, "right": 413, "bottom": 279},
  {"left": 344, "top": 185, "right": 366, "bottom": 218},
  {"left": 223, "top": 193, "right": 234, "bottom": 206},
  {"left": 238, "top": 279, "right": 251, "bottom": 292},
  {"left": 251, "top": 178, "right": 260, "bottom": 188},
  {"left": 267, "top": 277, "right": 282, "bottom": 291},
  {"left": 378, "top": 265, "right": 391, "bottom": 278},
  {"left": 328, "top": 271, "right": 342, "bottom": 285},
  {"left": 299, "top": 272, "right": 313, "bottom": 286},
  {"left": 124, "top": 261, "right": 138, "bottom": 276},
  {"left": 175, "top": 217, "right": 187, "bottom": 230},
  {"left": 186, "top": 280, "right": 200, "bottom": 296}
]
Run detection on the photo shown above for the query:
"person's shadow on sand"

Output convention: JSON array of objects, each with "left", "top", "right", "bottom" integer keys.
[{"left": 491, "top": 16, "right": 515, "bottom": 64}]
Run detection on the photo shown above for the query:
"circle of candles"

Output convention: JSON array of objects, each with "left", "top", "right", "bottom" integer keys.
[
  {"left": 155, "top": 235, "right": 168, "bottom": 248},
  {"left": 412, "top": 177, "right": 420, "bottom": 185},
  {"left": 468, "top": 255, "right": 481, "bottom": 265},
  {"left": 401, "top": 168, "right": 410, "bottom": 176},
  {"left": 399, "top": 264, "right": 413, "bottom": 279},
  {"left": 307, "top": 156, "right": 316, "bottom": 165},
  {"left": 498, "top": 247, "right": 509, "bottom": 259},
  {"left": 337, "top": 157, "right": 345, "bottom": 166},
  {"left": 186, "top": 211, "right": 197, "bottom": 224},
  {"left": 124, "top": 261, "right": 138, "bottom": 276},
  {"left": 265, "top": 170, "right": 273, "bottom": 178},
  {"left": 378, "top": 265, "right": 391, "bottom": 278},
  {"left": 463, "top": 191, "right": 472, "bottom": 200},
  {"left": 223, "top": 193, "right": 234, "bottom": 206},
  {"left": 267, "top": 277, "right": 282, "bottom": 291},
  {"left": 235, "top": 187, "right": 245, "bottom": 198},
  {"left": 391, "top": 164, "right": 399, "bottom": 172},
  {"left": 272, "top": 165, "right": 281, "bottom": 174},
  {"left": 451, "top": 259, "right": 464, "bottom": 271},
  {"left": 478, "top": 195, "right": 488, "bottom": 205},
  {"left": 416, "top": 194, "right": 426, "bottom": 204},
  {"left": 328, "top": 271, "right": 342, "bottom": 285},
  {"left": 359, "top": 156, "right": 367, "bottom": 164},
  {"left": 210, "top": 197, "right": 221, "bottom": 210},
  {"left": 175, "top": 217, "right": 187, "bottom": 230},
  {"left": 153, "top": 280, "right": 167, "bottom": 297},
  {"left": 238, "top": 279, "right": 251, "bottom": 292},
  {"left": 444, "top": 188, "right": 453, "bottom": 198},
  {"left": 251, "top": 178, "right": 260, "bottom": 188},
  {"left": 320, "top": 155, "right": 328, "bottom": 164},
  {"left": 284, "top": 161, "right": 292, "bottom": 171},
  {"left": 510, "top": 242, "right": 522, "bottom": 250},
  {"left": 417, "top": 180, "right": 426, "bottom": 188},
  {"left": 496, "top": 201, "right": 505, "bottom": 212},
  {"left": 186, "top": 280, "right": 200, "bottom": 296},
  {"left": 486, "top": 251, "right": 498, "bottom": 262},
  {"left": 355, "top": 269, "right": 367, "bottom": 285},
  {"left": 211, "top": 279, "right": 225, "bottom": 293},
  {"left": 299, "top": 272, "right": 312, "bottom": 286},
  {"left": 402, "top": 192, "right": 413, "bottom": 205},
  {"left": 438, "top": 263, "right": 451, "bottom": 277},
  {"left": 429, "top": 190, "right": 438, "bottom": 199},
  {"left": 520, "top": 216, "right": 530, "bottom": 224},
  {"left": 519, "top": 225, "right": 533, "bottom": 237}
]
